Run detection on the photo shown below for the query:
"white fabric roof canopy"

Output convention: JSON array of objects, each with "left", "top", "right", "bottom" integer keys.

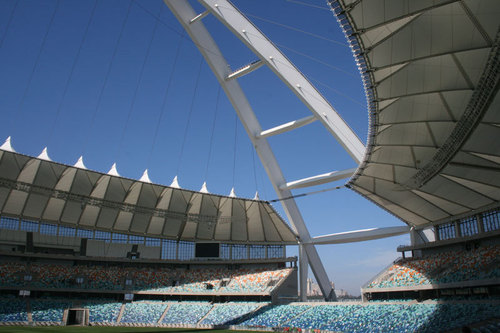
[
  {"left": 332, "top": 0, "right": 500, "bottom": 228},
  {"left": 0, "top": 149, "right": 298, "bottom": 244}
]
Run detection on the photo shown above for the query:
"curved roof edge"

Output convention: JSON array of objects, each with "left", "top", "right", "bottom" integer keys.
[
  {"left": 0, "top": 147, "right": 298, "bottom": 244},
  {"left": 330, "top": 0, "right": 500, "bottom": 228}
]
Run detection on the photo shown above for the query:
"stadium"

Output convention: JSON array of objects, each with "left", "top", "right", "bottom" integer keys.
[{"left": 0, "top": 0, "right": 499, "bottom": 332}]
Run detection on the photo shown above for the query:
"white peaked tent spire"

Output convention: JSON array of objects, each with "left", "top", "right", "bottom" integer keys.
[
  {"left": 0, "top": 137, "right": 15, "bottom": 152},
  {"left": 107, "top": 163, "right": 120, "bottom": 176},
  {"left": 229, "top": 187, "right": 236, "bottom": 198},
  {"left": 38, "top": 147, "right": 51, "bottom": 161},
  {"left": 74, "top": 156, "right": 87, "bottom": 169},
  {"left": 140, "top": 169, "right": 152, "bottom": 183},
  {"left": 170, "top": 176, "right": 180, "bottom": 188},
  {"left": 253, "top": 191, "right": 260, "bottom": 200},
  {"left": 200, "top": 182, "right": 209, "bottom": 193}
]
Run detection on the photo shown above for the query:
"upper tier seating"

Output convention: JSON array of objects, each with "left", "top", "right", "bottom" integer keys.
[
  {"left": 367, "top": 245, "right": 500, "bottom": 289},
  {"left": 0, "top": 262, "right": 292, "bottom": 295}
]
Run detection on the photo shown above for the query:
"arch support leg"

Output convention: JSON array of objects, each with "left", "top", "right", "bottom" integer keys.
[{"left": 299, "top": 244, "right": 308, "bottom": 301}]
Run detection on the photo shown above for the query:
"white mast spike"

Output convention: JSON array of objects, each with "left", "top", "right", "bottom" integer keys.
[
  {"left": 38, "top": 147, "right": 51, "bottom": 161},
  {"left": 0, "top": 136, "right": 15, "bottom": 152},
  {"left": 200, "top": 182, "right": 209, "bottom": 193},
  {"left": 170, "top": 176, "right": 180, "bottom": 188},
  {"left": 140, "top": 169, "right": 152, "bottom": 183},
  {"left": 74, "top": 156, "right": 87, "bottom": 169},
  {"left": 107, "top": 163, "right": 120, "bottom": 176}
]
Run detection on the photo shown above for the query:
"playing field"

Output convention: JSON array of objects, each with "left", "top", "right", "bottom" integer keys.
[{"left": 0, "top": 327, "right": 262, "bottom": 333}]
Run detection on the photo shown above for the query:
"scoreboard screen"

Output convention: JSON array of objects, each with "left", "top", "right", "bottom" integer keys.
[{"left": 195, "top": 243, "right": 220, "bottom": 258}]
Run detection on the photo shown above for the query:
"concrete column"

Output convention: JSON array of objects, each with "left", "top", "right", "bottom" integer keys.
[
  {"left": 299, "top": 244, "right": 308, "bottom": 302},
  {"left": 454, "top": 222, "right": 462, "bottom": 238},
  {"left": 477, "top": 214, "right": 485, "bottom": 233}
]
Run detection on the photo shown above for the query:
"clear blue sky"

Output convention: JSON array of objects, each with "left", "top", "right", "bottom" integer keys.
[{"left": 0, "top": 0, "right": 409, "bottom": 296}]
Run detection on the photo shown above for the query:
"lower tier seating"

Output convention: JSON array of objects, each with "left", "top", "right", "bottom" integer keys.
[
  {"left": 0, "top": 297, "right": 498, "bottom": 332},
  {"left": 160, "top": 302, "right": 213, "bottom": 325},
  {"left": 199, "top": 302, "right": 261, "bottom": 326},
  {"left": 83, "top": 301, "right": 122, "bottom": 324},
  {"left": 0, "top": 297, "right": 28, "bottom": 322},
  {"left": 120, "top": 302, "right": 167, "bottom": 324}
]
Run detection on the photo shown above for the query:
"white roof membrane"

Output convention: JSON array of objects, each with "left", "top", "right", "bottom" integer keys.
[
  {"left": 0, "top": 149, "right": 297, "bottom": 244},
  {"left": 331, "top": 0, "right": 500, "bottom": 227}
]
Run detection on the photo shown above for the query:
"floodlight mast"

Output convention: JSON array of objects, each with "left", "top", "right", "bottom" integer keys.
[{"left": 164, "top": 0, "right": 365, "bottom": 301}]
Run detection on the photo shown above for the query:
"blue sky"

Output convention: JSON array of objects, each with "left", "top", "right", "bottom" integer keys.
[{"left": 0, "top": 0, "right": 409, "bottom": 295}]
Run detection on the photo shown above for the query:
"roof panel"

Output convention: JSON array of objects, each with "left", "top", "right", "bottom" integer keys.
[
  {"left": 246, "top": 201, "right": 265, "bottom": 242},
  {"left": 2, "top": 191, "right": 28, "bottom": 216},
  {"left": 60, "top": 201, "right": 83, "bottom": 225},
  {"left": 129, "top": 213, "right": 151, "bottom": 234},
  {"left": 0, "top": 150, "right": 296, "bottom": 244},
  {"left": 114, "top": 211, "right": 133, "bottom": 231},
  {"left": 463, "top": 0, "right": 500, "bottom": 40},
  {"left": 0, "top": 151, "right": 24, "bottom": 180},
  {"left": 338, "top": 0, "right": 500, "bottom": 227},
  {"left": 231, "top": 199, "right": 247, "bottom": 241},
  {"left": 378, "top": 94, "right": 454, "bottom": 124}
]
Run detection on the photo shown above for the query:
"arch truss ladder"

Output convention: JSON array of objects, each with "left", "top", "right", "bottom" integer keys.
[{"left": 164, "top": 0, "right": 365, "bottom": 301}]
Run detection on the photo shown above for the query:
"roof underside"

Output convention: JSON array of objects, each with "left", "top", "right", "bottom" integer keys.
[
  {"left": 333, "top": 0, "right": 500, "bottom": 228},
  {"left": 0, "top": 149, "right": 298, "bottom": 244}
]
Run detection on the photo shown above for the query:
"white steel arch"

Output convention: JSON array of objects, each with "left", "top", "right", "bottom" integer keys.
[{"left": 164, "top": 0, "right": 365, "bottom": 301}]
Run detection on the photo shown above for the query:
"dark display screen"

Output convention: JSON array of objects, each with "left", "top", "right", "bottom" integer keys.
[{"left": 195, "top": 243, "right": 220, "bottom": 258}]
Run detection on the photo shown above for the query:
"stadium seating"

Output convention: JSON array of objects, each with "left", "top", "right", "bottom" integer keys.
[
  {"left": 240, "top": 304, "right": 310, "bottom": 328},
  {"left": 199, "top": 302, "right": 261, "bottom": 326},
  {"left": 0, "top": 262, "right": 26, "bottom": 288},
  {"left": 281, "top": 303, "right": 500, "bottom": 333},
  {"left": 1, "top": 296, "right": 498, "bottom": 331},
  {"left": 0, "top": 297, "right": 28, "bottom": 322},
  {"left": 161, "top": 302, "right": 213, "bottom": 325},
  {"left": 471, "top": 320, "right": 500, "bottom": 333},
  {"left": 0, "top": 262, "right": 292, "bottom": 295},
  {"left": 82, "top": 301, "right": 122, "bottom": 323},
  {"left": 367, "top": 245, "right": 500, "bottom": 289},
  {"left": 30, "top": 299, "right": 70, "bottom": 323},
  {"left": 120, "top": 302, "right": 167, "bottom": 324}
]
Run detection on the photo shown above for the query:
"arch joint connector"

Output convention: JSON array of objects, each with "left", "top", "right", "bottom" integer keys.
[
  {"left": 257, "top": 115, "right": 317, "bottom": 139},
  {"left": 190, "top": 10, "right": 210, "bottom": 24},
  {"left": 226, "top": 59, "right": 264, "bottom": 80}
]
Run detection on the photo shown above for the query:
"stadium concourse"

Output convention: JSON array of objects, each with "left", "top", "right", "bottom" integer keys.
[{"left": 1, "top": 0, "right": 500, "bottom": 332}]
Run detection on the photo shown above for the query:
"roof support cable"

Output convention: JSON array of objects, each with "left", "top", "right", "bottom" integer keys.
[
  {"left": 204, "top": 85, "right": 222, "bottom": 181},
  {"left": 176, "top": 56, "right": 204, "bottom": 175},
  {"left": 231, "top": 112, "right": 239, "bottom": 189},
  {"left": 47, "top": 0, "right": 99, "bottom": 148},
  {"left": 251, "top": 143, "right": 259, "bottom": 198},
  {"left": 81, "top": 0, "right": 134, "bottom": 157},
  {"left": 0, "top": 0, "right": 19, "bottom": 50},
  {"left": 116, "top": 2, "right": 163, "bottom": 163},
  {"left": 147, "top": 31, "right": 185, "bottom": 167},
  {"left": 9, "top": 0, "right": 61, "bottom": 132},
  {"left": 268, "top": 185, "right": 345, "bottom": 203}
]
